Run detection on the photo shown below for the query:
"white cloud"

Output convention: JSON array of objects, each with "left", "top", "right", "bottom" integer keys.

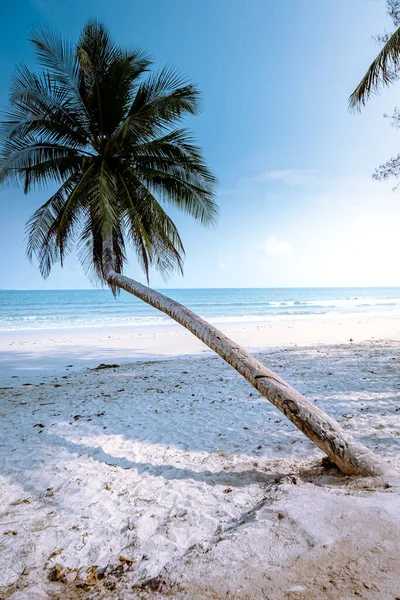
[
  {"left": 218, "top": 169, "right": 317, "bottom": 197},
  {"left": 263, "top": 235, "right": 291, "bottom": 257},
  {"left": 255, "top": 169, "right": 315, "bottom": 186},
  {"left": 218, "top": 252, "right": 234, "bottom": 269}
]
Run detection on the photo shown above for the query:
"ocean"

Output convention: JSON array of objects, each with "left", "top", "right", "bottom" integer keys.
[{"left": 1, "top": 287, "right": 400, "bottom": 332}]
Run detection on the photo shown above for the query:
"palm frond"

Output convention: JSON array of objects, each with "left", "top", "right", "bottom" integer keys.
[
  {"left": 0, "top": 138, "right": 83, "bottom": 187},
  {"left": 29, "top": 25, "right": 89, "bottom": 122},
  {"left": 26, "top": 172, "right": 82, "bottom": 276},
  {"left": 77, "top": 209, "right": 126, "bottom": 291},
  {"left": 349, "top": 25, "right": 400, "bottom": 110},
  {"left": 90, "top": 160, "right": 119, "bottom": 237},
  {"left": 129, "top": 66, "right": 199, "bottom": 118},
  {"left": 117, "top": 172, "right": 152, "bottom": 278},
  {"left": 134, "top": 164, "right": 218, "bottom": 226},
  {"left": 77, "top": 20, "right": 151, "bottom": 137},
  {"left": 118, "top": 170, "right": 185, "bottom": 279},
  {"left": 109, "top": 68, "right": 200, "bottom": 148},
  {"left": 4, "top": 65, "right": 90, "bottom": 146},
  {"left": 22, "top": 156, "right": 85, "bottom": 193}
]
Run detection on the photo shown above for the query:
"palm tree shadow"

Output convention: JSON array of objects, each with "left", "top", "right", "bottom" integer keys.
[
  {"left": 43, "top": 430, "right": 278, "bottom": 488},
  {"left": 3, "top": 342, "right": 399, "bottom": 506}
]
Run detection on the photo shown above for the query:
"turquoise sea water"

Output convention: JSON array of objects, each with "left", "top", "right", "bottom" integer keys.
[{"left": 1, "top": 287, "right": 400, "bottom": 332}]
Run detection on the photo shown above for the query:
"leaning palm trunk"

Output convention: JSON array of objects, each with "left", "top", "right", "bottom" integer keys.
[{"left": 103, "top": 249, "right": 387, "bottom": 477}]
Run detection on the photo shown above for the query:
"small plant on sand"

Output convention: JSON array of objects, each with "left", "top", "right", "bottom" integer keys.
[{"left": 0, "top": 21, "right": 388, "bottom": 476}]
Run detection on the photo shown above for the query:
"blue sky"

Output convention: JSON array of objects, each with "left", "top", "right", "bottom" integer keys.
[{"left": 1, "top": 0, "right": 400, "bottom": 289}]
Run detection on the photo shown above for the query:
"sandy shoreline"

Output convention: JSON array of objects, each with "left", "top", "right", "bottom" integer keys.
[
  {"left": 0, "top": 335, "right": 400, "bottom": 599},
  {"left": 1, "top": 311, "right": 400, "bottom": 382}
]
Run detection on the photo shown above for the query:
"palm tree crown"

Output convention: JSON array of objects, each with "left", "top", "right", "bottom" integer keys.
[{"left": 0, "top": 20, "right": 218, "bottom": 290}]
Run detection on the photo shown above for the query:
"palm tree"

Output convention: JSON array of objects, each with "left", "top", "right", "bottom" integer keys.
[
  {"left": 349, "top": 1, "right": 400, "bottom": 109},
  {"left": 0, "top": 21, "right": 386, "bottom": 476}
]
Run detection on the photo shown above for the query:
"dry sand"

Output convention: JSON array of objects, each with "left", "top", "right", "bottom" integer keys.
[
  {"left": 1, "top": 311, "right": 400, "bottom": 381},
  {"left": 0, "top": 327, "right": 400, "bottom": 599}
]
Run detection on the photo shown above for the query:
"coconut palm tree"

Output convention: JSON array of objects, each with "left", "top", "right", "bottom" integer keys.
[
  {"left": 349, "top": 1, "right": 400, "bottom": 109},
  {"left": 0, "top": 21, "right": 386, "bottom": 476}
]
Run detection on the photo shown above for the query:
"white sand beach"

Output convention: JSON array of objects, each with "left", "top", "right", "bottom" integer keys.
[
  {"left": 1, "top": 315, "right": 400, "bottom": 599},
  {"left": 1, "top": 311, "right": 400, "bottom": 382}
]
